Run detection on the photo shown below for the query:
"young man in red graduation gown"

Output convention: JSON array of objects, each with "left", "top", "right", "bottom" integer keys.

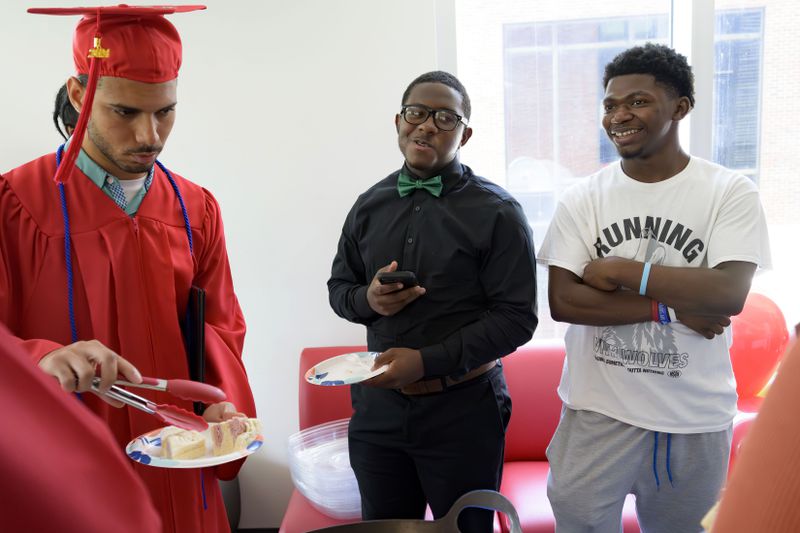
[
  {"left": 0, "top": 322, "right": 162, "bottom": 533},
  {"left": 0, "top": 6, "right": 255, "bottom": 532}
]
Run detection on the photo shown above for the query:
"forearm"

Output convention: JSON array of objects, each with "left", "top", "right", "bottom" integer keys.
[
  {"left": 203, "top": 302, "right": 254, "bottom": 480},
  {"left": 604, "top": 260, "right": 753, "bottom": 315},
  {"left": 1, "top": 245, "right": 63, "bottom": 363},
  {"left": 193, "top": 207, "right": 255, "bottom": 418},
  {"left": 20, "top": 338, "right": 66, "bottom": 364},
  {"left": 549, "top": 279, "right": 652, "bottom": 326},
  {"left": 327, "top": 281, "right": 378, "bottom": 324},
  {"left": 0, "top": 300, "right": 63, "bottom": 363},
  {"left": 422, "top": 305, "right": 537, "bottom": 377},
  {"left": 328, "top": 223, "right": 380, "bottom": 324},
  {"left": 421, "top": 206, "right": 538, "bottom": 376}
]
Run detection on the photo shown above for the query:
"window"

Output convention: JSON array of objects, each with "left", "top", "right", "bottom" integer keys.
[
  {"left": 713, "top": 8, "right": 764, "bottom": 180},
  {"left": 457, "top": 2, "right": 671, "bottom": 339},
  {"left": 456, "top": 0, "right": 798, "bottom": 338},
  {"left": 504, "top": 15, "right": 669, "bottom": 170}
]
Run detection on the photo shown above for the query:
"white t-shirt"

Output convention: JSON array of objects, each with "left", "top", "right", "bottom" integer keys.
[
  {"left": 118, "top": 176, "right": 147, "bottom": 205},
  {"left": 538, "top": 156, "right": 771, "bottom": 433}
]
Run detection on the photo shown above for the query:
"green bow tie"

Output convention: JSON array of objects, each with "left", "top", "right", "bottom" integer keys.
[{"left": 397, "top": 173, "right": 443, "bottom": 198}]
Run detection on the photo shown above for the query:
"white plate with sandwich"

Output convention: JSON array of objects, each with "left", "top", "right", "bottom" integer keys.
[{"left": 126, "top": 417, "right": 263, "bottom": 468}]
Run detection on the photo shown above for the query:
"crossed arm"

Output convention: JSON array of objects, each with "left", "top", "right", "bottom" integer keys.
[{"left": 549, "top": 258, "right": 756, "bottom": 338}]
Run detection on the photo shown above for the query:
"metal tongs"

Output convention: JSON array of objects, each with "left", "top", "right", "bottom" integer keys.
[{"left": 91, "top": 376, "right": 227, "bottom": 432}]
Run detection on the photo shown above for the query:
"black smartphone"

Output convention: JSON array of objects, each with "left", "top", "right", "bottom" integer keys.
[{"left": 377, "top": 271, "right": 419, "bottom": 289}]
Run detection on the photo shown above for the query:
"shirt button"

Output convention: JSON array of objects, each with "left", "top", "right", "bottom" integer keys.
[
  {"left": 106, "top": 176, "right": 114, "bottom": 185},
  {"left": 407, "top": 237, "right": 413, "bottom": 244},
  {"left": 414, "top": 206, "right": 421, "bottom": 212}
]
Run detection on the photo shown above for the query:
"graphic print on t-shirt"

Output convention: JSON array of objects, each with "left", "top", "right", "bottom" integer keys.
[
  {"left": 538, "top": 157, "right": 770, "bottom": 430},
  {"left": 592, "top": 225, "right": 697, "bottom": 380},
  {"left": 591, "top": 215, "right": 705, "bottom": 264}
]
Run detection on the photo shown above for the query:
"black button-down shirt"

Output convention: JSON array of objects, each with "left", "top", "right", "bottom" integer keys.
[{"left": 328, "top": 157, "right": 538, "bottom": 378}]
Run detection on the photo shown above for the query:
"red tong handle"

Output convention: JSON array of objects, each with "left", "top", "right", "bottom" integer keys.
[{"left": 139, "top": 377, "right": 227, "bottom": 403}]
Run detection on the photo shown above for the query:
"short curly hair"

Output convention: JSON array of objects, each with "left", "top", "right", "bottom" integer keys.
[
  {"left": 401, "top": 70, "right": 471, "bottom": 120},
  {"left": 603, "top": 43, "right": 695, "bottom": 107}
]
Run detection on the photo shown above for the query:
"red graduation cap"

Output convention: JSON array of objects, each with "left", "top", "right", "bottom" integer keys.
[{"left": 29, "top": 4, "right": 206, "bottom": 183}]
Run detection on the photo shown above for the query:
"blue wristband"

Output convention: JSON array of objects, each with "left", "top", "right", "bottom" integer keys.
[
  {"left": 639, "top": 262, "right": 652, "bottom": 296},
  {"left": 657, "top": 302, "right": 671, "bottom": 324}
]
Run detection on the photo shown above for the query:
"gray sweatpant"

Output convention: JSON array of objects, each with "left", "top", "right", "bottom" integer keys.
[{"left": 546, "top": 407, "right": 732, "bottom": 533}]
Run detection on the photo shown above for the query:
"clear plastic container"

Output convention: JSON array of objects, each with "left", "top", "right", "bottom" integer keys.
[{"left": 287, "top": 418, "right": 361, "bottom": 519}]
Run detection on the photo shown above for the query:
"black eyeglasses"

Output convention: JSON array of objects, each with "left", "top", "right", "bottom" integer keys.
[{"left": 400, "top": 105, "right": 468, "bottom": 131}]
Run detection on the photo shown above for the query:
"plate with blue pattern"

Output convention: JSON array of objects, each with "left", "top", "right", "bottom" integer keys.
[
  {"left": 125, "top": 420, "right": 264, "bottom": 469},
  {"left": 305, "top": 351, "right": 387, "bottom": 386}
]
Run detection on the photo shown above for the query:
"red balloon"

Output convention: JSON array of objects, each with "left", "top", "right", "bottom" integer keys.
[{"left": 730, "top": 293, "right": 790, "bottom": 408}]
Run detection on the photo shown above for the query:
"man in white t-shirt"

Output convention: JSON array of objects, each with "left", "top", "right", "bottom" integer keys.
[{"left": 538, "top": 43, "right": 771, "bottom": 532}]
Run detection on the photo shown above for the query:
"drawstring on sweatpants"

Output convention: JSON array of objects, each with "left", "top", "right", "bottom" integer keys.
[{"left": 652, "top": 432, "right": 674, "bottom": 490}]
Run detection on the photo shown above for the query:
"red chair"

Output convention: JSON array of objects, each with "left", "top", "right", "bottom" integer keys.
[
  {"left": 281, "top": 347, "right": 501, "bottom": 531},
  {"left": 283, "top": 295, "right": 789, "bottom": 532},
  {"left": 297, "top": 346, "right": 359, "bottom": 430},
  {"left": 280, "top": 344, "right": 639, "bottom": 533},
  {"left": 280, "top": 345, "right": 639, "bottom": 533},
  {"left": 279, "top": 346, "right": 361, "bottom": 533}
]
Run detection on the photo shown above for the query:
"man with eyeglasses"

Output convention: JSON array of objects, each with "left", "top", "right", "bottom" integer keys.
[{"left": 328, "top": 71, "right": 538, "bottom": 532}]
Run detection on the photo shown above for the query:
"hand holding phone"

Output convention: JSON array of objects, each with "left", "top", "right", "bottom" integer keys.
[
  {"left": 376, "top": 270, "right": 419, "bottom": 289},
  {"left": 368, "top": 263, "right": 425, "bottom": 317}
]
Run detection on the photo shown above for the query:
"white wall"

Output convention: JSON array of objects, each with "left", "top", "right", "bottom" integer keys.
[{"left": 0, "top": 1, "right": 452, "bottom": 527}]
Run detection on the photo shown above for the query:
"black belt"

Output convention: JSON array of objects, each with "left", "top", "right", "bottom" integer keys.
[{"left": 399, "top": 361, "right": 497, "bottom": 395}]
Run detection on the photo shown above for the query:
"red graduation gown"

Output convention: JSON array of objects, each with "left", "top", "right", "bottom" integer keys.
[
  {"left": 0, "top": 153, "right": 256, "bottom": 533},
  {"left": 0, "top": 322, "right": 162, "bottom": 533}
]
